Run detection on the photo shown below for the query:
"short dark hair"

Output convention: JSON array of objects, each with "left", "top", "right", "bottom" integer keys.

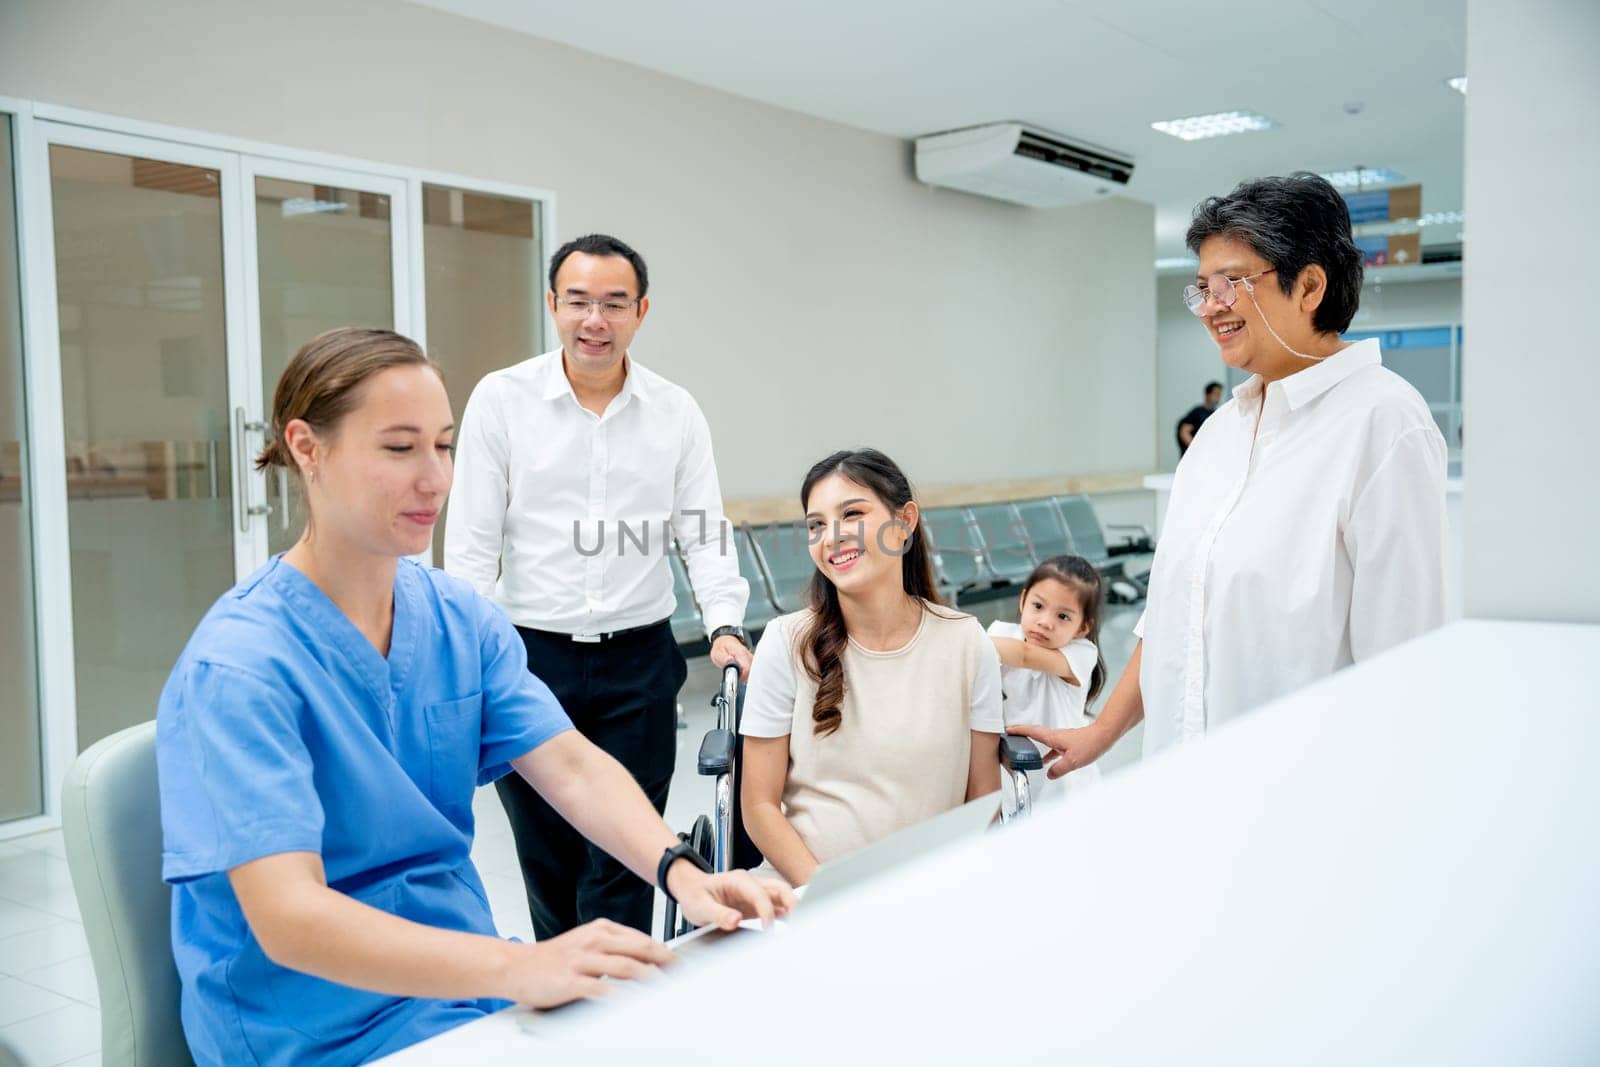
[
  {"left": 1204, "top": 381, "right": 1223, "bottom": 395},
  {"left": 1185, "top": 172, "right": 1363, "bottom": 335},
  {"left": 547, "top": 233, "right": 648, "bottom": 299}
]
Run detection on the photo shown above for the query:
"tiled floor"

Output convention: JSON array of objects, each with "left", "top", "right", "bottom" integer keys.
[
  {"left": 0, "top": 835, "right": 100, "bottom": 1067},
  {"left": 0, "top": 592, "right": 1147, "bottom": 1065}
]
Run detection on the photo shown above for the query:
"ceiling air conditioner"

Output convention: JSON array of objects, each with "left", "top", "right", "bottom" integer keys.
[{"left": 914, "top": 122, "right": 1134, "bottom": 208}]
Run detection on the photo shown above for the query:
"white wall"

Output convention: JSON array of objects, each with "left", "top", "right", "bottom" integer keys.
[
  {"left": 1462, "top": 0, "right": 1600, "bottom": 622},
  {"left": 0, "top": 0, "right": 1156, "bottom": 501},
  {"left": 1155, "top": 276, "right": 1463, "bottom": 472}
]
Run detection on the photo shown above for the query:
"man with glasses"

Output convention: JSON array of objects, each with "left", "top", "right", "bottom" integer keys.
[{"left": 446, "top": 233, "right": 751, "bottom": 938}]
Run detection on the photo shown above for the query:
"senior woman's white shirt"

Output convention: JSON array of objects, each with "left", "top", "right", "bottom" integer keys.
[{"left": 1137, "top": 338, "right": 1447, "bottom": 756}]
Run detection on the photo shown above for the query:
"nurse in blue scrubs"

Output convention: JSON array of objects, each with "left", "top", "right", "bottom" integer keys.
[{"left": 157, "top": 327, "right": 792, "bottom": 1066}]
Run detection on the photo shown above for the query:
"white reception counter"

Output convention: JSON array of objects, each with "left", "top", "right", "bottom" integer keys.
[{"left": 387, "top": 619, "right": 1600, "bottom": 1065}]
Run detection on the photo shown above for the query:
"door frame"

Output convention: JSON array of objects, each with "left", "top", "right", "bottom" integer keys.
[{"left": 1, "top": 96, "right": 53, "bottom": 836}]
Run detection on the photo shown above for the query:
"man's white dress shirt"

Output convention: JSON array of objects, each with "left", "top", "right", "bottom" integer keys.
[
  {"left": 1138, "top": 338, "right": 1447, "bottom": 755},
  {"left": 444, "top": 350, "right": 748, "bottom": 638}
]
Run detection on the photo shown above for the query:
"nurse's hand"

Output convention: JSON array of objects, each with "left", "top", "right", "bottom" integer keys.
[
  {"left": 670, "top": 865, "right": 796, "bottom": 931},
  {"left": 507, "top": 919, "right": 674, "bottom": 1008},
  {"left": 1007, "top": 722, "right": 1113, "bottom": 780}
]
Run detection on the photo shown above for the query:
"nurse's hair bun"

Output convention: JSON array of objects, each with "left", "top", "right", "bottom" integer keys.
[
  {"left": 255, "top": 327, "right": 437, "bottom": 475},
  {"left": 254, "top": 426, "right": 294, "bottom": 471}
]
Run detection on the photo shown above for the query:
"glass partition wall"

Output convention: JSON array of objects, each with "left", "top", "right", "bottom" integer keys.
[
  {"left": 3, "top": 105, "right": 551, "bottom": 834},
  {"left": 422, "top": 184, "right": 545, "bottom": 565}
]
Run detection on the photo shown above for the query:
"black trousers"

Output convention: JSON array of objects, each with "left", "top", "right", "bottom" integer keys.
[{"left": 497, "top": 620, "right": 686, "bottom": 940}]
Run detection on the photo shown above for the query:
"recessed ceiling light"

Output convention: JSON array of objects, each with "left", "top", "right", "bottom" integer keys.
[
  {"left": 1150, "top": 111, "right": 1278, "bottom": 141},
  {"left": 1320, "top": 168, "right": 1404, "bottom": 189},
  {"left": 1155, "top": 257, "right": 1198, "bottom": 271},
  {"left": 1418, "top": 210, "right": 1464, "bottom": 226},
  {"left": 1448, "top": 76, "right": 1468, "bottom": 94}
]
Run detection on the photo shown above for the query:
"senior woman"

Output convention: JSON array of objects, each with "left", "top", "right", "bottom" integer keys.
[{"left": 1012, "top": 172, "right": 1447, "bottom": 773}]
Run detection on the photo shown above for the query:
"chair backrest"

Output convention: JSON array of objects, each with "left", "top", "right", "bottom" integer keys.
[
  {"left": 61, "top": 720, "right": 195, "bottom": 1067},
  {"left": 748, "top": 521, "right": 815, "bottom": 614},
  {"left": 1014, "top": 497, "right": 1076, "bottom": 562},
  {"left": 666, "top": 545, "right": 705, "bottom": 645},
  {"left": 1054, "top": 494, "right": 1110, "bottom": 564},
  {"left": 921, "top": 507, "right": 988, "bottom": 592},
  {"left": 964, "top": 502, "right": 1036, "bottom": 584},
  {"left": 732, "top": 527, "right": 778, "bottom": 631}
]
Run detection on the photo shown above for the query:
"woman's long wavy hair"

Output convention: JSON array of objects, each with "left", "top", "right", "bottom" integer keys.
[{"left": 797, "top": 449, "right": 943, "bottom": 737}]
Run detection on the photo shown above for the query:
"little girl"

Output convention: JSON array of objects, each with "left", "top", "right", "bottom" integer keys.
[{"left": 987, "top": 555, "right": 1107, "bottom": 806}]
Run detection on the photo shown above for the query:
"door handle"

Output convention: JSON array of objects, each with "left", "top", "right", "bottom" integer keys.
[{"left": 235, "top": 406, "right": 268, "bottom": 533}]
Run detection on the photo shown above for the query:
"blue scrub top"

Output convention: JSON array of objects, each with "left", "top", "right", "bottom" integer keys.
[{"left": 157, "top": 557, "right": 573, "bottom": 1066}]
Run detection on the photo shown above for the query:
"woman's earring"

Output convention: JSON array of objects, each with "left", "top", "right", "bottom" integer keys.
[{"left": 307, "top": 467, "right": 317, "bottom": 484}]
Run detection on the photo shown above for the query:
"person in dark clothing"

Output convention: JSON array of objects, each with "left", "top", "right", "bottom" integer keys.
[{"left": 1176, "top": 381, "right": 1224, "bottom": 455}]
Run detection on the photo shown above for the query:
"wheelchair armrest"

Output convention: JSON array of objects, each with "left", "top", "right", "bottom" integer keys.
[
  {"left": 1000, "top": 734, "right": 1044, "bottom": 773},
  {"left": 697, "top": 728, "right": 735, "bottom": 777}
]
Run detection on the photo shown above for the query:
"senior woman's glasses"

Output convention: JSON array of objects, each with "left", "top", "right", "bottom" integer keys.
[
  {"left": 555, "top": 296, "right": 640, "bottom": 321},
  {"left": 1182, "top": 268, "right": 1276, "bottom": 316}
]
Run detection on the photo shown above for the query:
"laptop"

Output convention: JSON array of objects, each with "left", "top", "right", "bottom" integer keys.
[
  {"left": 663, "top": 793, "right": 1002, "bottom": 956},
  {"left": 800, "top": 793, "right": 1002, "bottom": 910}
]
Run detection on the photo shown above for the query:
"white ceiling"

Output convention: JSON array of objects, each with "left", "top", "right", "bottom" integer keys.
[{"left": 407, "top": 0, "right": 1467, "bottom": 261}]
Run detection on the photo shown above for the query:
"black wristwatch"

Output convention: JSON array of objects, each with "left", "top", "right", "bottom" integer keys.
[
  {"left": 657, "top": 837, "right": 713, "bottom": 904},
  {"left": 709, "top": 625, "right": 748, "bottom": 648}
]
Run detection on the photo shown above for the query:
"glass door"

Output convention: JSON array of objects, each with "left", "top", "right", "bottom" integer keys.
[
  {"left": 239, "top": 158, "right": 409, "bottom": 558},
  {"left": 33, "top": 123, "right": 250, "bottom": 751}
]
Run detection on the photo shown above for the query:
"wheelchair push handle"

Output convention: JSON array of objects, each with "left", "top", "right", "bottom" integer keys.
[
  {"left": 1001, "top": 733, "right": 1045, "bottom": 773},
  {"left": 713, "top": 662, "right": 740, "bottom": 732}
]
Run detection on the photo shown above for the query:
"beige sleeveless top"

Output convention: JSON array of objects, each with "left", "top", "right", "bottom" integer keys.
[{"left": 739, "top": 605, "right": 1003, "bottom": 868}]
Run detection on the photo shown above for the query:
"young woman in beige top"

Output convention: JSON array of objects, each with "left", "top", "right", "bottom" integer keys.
[{"left": 739, "top": 449, "right": 1004, "bottom": 887}]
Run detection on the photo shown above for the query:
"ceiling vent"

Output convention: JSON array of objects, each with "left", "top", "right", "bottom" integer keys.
[{"left": 914, "top": 122, "right": 1134, "bottom": 208}]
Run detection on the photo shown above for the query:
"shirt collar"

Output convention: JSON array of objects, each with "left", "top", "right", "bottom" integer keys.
[
  {"left": 1231, "top": 336, "right": 1382, "bottom": 412},
  {"left": 537, "top": 350, "right": 648, "bottom": 405}
]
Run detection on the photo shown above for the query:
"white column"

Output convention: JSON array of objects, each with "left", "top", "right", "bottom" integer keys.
[{"left": 1462, "top": 0, "right": 1600, "bottom": 622}]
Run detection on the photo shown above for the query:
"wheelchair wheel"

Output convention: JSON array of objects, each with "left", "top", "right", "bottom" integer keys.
[
  {"left": 687, "top": 814, "right": 714, "bottom": 869},
  {"left": 661, "top": 815, "right": 718, "bottom": 940},
  {"left": 677, "top": 815, "right": 716, "bottom": 937}
]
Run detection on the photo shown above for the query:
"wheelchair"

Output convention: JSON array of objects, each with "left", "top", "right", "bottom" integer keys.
[{"left": 662, "top": 663, "right": 1045, "bottom": 938}]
